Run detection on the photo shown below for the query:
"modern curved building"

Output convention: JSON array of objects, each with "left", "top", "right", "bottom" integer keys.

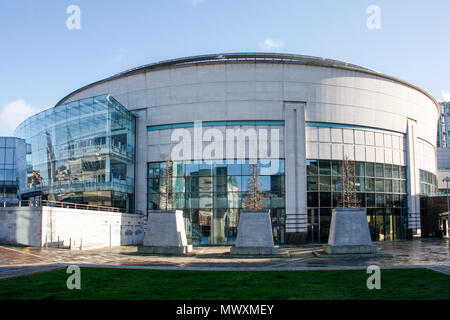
[{"left": 16, "top": 53, "right": 440, "bottom": 245}]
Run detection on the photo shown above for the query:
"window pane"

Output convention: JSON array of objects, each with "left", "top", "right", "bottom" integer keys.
[
  {"left": 400, "top": 180, "right": 406, "bottom": 194},
  {"left": 307, "top": 192, "right": 318, "bottom": 207},
  {"left": 355, "top": 177, "right": 365, "bottom": 192},
  {"left": 367, "top": 193, "right": 375, "bottom": 207},
  {"left": 307, "top": 176, "right": 318, "bottom": 191},
  {"left": 375, "top": 164, "right": 384, "bottom": 177},
  {"left": 306, "top": 160, "right": 318, "bottom": 175},
  {"left": 319, "top": 192, "right": 331, "bottom": 207},
  {"left": 400, "top": 167, "right": 406, "bottom": 179},
  {"left": 226, "top": 163, "right": 241, "bottom": 175},
  {"left": 332, "top": 192, "right": 341, "bottom": 207},
  {"left": 319, "top": 161, "right": 331, "bottom": 175},
  {"left": 332, "top": 176, "right": 342, "bottom": 191},
  {"left": 355, "top": 162, "right": 365, "bottom": 177},
  {"left": 375, "top": 179, "right": 384, "bottom": 192},
  {"left": 392, "top": 166, "right": 400, "bottom": 179},
  {"left": 198, "top": 163, "right": 211, "bottom": 176},
  {"left": 270, "top": 175, "right": 284, "bottom": 192},
  {"left": 385, "top": 179, "right": 392, "bottom": 192},
  {"left": 376, "top": 194, "right": 385, "bottom": 207},
  {"left": 393, "top": 180, "right": 400, "bottom": 193},
  {"left": 148, "top": 163, "right": 161, "bottom": 177},
  {"left": 148, "top": 178, "right": 160, "bottom": 193},
  {"left": 365, "top": 178, "right": 375, "bottom": 192},
  {"left": 199, "top": 193, "right": 212, "bottom": 208},
  {"left": 384, "top": 164, "right": 392, "bottom": 178},
  {"left": 366, "top": 163, "right": 375, "bottom": 177},
  {"left": 319, "top": 176, "right": 331, "bottom": 191},
  {"left": 269, "top": 159, "right": 285, "bottom": 175},
  {"left": 185, "top": 162, "right": 199, "bottom": 176},
  {"left": 227, "top": 175, "right": 241, "bottom": 191},
  {"left": 331, "top": 161, "right": 342, "bottom": 176},
  {"left": 4, "top": 149, "right": 14, "bottom": 164}
]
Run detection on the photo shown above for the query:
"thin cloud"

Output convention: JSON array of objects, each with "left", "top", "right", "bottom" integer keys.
[
  {"left": 442, "top": 89, "right": 450, "bottom": 101},
  {"left": 259, "top": 38, "right": 284, "bottom": 51},
  {"left": 111, "top": 48, "right": 132, "bottom": 63},
  {"left": 190, "top": 0, "right": 205, "bottom": 6},
  {"left": 0, "top": 99, "right": 36, "bottom": 136}
]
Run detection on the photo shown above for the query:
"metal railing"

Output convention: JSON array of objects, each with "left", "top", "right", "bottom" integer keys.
[{"left": 2, "top": 200, "right": 121, "bottom": 213}]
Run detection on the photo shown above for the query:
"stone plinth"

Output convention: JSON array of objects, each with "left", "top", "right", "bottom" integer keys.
[
  {"left": 231, "top": 210, "right": 278, "bottom": 255},
  {"left": 138, "top": 210, "right": 192, "bottom": 255},
  {"left": 323, "top": 208, "right": 378, "bottom": 254}
]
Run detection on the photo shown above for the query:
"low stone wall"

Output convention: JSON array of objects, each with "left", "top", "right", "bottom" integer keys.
[{"left": 0, "top": 206, "right": 145, "bottom": 249}]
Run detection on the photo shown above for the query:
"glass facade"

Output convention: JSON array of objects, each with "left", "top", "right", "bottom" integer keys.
[
  {"left": 14, "top": 95, "right": 136, "bottom": 212},
  {"left": 438, "top": 101, "right": 450, "bottom": 148},
  {"left": 306, "top": 160, "right": 409, "bottom": 242},
  {"left": 0, "top": 137, "right": 27, "bottom": 204},
  {"left": 147, "top": 159, "right": 285, "bottom": 245},
  {"left": 419, "top": 169, "right": 438, "bottom": 195}
]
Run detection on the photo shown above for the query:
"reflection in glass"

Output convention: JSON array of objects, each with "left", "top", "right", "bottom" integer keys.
[
  {"left": 147, "top": 159, "right": 285, "bottom": 246},
  {"left": 14, "top": 95, "right": 135, "bottom": 212}
]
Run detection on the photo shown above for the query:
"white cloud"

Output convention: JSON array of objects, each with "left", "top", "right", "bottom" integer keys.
[
  {"left": 442, "top": 89, "right": 450, "bottom": 101},
  {"left": 190, "top": 0, "right": 205, "bottom": 6},
  {"left": 111, "top": 48, "right": 132, "bottom": 63},
  {"left": 259, "top": 38, "right": 284, "bottom": 51},
  {"left": 0, "top": 99, "right": 36, "bottom": 135}
]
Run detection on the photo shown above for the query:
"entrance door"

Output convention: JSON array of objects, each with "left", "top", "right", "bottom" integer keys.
[{"left": 307, "top": 208, "right": 320, "bottom": 243}]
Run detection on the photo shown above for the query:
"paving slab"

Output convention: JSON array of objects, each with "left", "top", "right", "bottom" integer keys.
[{"left": 0, "top": 239, "right": 448, "bottom": 278}]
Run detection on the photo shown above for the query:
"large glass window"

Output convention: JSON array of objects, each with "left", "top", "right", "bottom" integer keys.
[
  {"left": 147, "top": 159, "right": 285, "bottom": 246},
  {"left": 419, "top": 169, "right": 437, "bottom": 195},
  {"left": 307, "top": 159, "right": 408, "bottom": 242},
  {"left": 14, "top": 95, "right": 136, "bottom": 212}
]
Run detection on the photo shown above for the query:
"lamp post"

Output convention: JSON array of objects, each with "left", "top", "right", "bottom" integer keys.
[{"left": 443, "top": 176, "right": 450, "bottom": 248}]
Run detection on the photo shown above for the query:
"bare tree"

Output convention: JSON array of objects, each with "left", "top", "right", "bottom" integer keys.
[
  {"left": 338, "top": 156, "right": 361, "bottom": 208},
  {"left": 243, "top": 162, "right": 265, "bottom": 210},
  {"left": 159, "top": 158, "right": 173, "bottom": 210}
]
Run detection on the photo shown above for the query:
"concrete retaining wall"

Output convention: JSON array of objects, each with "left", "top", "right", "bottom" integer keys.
[
  {"left": 0, "top": 207, "right": 42, "bottom": 246},
  {"left": 0, "top": 206, "right": 145, "bottom": 249}
]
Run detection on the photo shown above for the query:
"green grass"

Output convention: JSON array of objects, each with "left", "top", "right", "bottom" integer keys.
[{"left": 0, "top": 268, "right": 448, "bottom": 300}]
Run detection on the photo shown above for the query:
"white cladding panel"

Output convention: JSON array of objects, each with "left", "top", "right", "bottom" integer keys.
[{"left": 63, "top": 62, "right": 438, "bottom": 154}]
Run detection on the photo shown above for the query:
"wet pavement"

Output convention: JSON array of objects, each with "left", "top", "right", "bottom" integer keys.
[{"left": 0, "top": 239, "right": 449, "bottom": 279}]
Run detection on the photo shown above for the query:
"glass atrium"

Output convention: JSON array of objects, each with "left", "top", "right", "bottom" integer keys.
[{"left": 15, "top": 95, "right": 136, "bottom": 212}]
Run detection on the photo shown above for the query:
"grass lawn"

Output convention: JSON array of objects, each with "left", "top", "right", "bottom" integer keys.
[{"left": 0, "top": 268, "right": 448, "bottom": 300}]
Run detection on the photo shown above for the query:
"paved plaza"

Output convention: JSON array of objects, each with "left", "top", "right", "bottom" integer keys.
[{"left": 0, "top": 239, "right": 449, "bottom": 279}]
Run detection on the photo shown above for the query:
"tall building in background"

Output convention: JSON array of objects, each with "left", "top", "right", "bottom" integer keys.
[
  {"left": 437, "top": 101, "right": 450, "bottom": 148},
  {"left": 436, "top": 101, "right": 450, "bottom": 193},
  {"left": 0, "top": 137, "right": 27, "bottom": 205}
]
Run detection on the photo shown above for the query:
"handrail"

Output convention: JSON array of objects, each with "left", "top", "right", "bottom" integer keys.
[
  {"left": 1, "top": 200, "right": 121, "bottom": 213},
  {"left": 42, "top": 200, "right": 120, "bottom": 212}
]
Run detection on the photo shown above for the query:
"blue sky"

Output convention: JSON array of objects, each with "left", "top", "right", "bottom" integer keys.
[{"left": 1, "top": 0, "right": 449, "bottom": 136}]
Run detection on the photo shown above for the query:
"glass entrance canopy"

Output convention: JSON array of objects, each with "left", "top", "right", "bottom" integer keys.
[{"left": 15, "top": 95, "right": 136, "bottom": 212}]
